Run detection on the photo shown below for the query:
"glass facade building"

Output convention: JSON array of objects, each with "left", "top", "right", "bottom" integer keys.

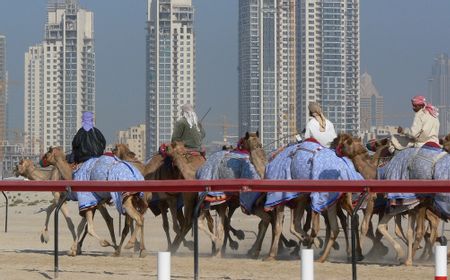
[
  {"left": 428, "top": 53, "right": 450, "bottom": 136},
  {"left": 239, "top": 0, "right": 297, "bottom": 150},
  {"left": 24, "top": 0, "right": 95, "bottom": 154},
  {"left": 297, "top": 0, "right": 360, "bottom": 135},
  {"left": 146, "top": 0, "right": 196, "bottom": 156}
]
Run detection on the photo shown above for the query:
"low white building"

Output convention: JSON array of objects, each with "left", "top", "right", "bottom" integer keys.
[{"left": 117, "top": 124, "right": 146, "bottom": 162}]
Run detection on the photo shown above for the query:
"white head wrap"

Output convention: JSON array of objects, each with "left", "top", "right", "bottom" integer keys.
[{"left": 180, "top": 103, "right": 200, "bottom": 131}]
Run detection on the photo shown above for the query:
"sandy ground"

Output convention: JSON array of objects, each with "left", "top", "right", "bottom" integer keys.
[{"left": 0, "top": 191, "right": 444, "bottom": 280}]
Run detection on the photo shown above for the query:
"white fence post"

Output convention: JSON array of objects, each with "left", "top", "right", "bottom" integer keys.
[
  {"left": 435, "top": 245, "right": 447, "bottom": 280},
  {"left": 301, "top": 249, "right": 314, "bottom": 280},
  {"left": 158, "top": 251, "right": 171, "bottom": 280}
]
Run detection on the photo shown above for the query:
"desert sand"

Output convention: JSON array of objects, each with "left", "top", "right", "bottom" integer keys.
[{"left": 0, "top": 191, "right": 443, "bottom": 279}]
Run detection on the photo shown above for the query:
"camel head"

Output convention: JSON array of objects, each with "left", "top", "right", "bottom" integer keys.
[
  {"left": 442, "top": 133, "right": 450, "bottom": 153},
  {"left": 14, "top": 159, "right": 34, "bottom": 177},
  {"left": 165, "top": 141, "right": 188, "bottom": 159},
  {"left": 338, "top": 136, "right": 368, "bottom": 159},
  {"left": 44, "top": 146, "right": 66, "bottom": 165},
  {"left": 330, "top": 133, "right": 354, "bottom": 150},
  {"left": 112, "top": 143, "right": 136, "bottom": 161},
  {"left": 238, "top": 131, "right": 267, "bottom": 178}
]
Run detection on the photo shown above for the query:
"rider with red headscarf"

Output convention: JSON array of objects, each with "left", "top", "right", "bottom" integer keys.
[{"left": 398, "top": 95, "right": 440, "bottom": 147}]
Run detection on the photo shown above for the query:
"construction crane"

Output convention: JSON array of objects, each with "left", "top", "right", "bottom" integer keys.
[{"left": 204, "top": 116, "right": 239, "bottom": 144}]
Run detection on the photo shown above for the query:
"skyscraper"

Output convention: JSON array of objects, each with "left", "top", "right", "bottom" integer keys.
[
  {"left": 0, "top": 34, "right": 7, "bottom": 174},
  {"left": 0, "top": 35, "right": 6, "bottom": 148},
  {"left": 238, "top": 0, "right": 297, "bottom": 150},
  {"left": 428, "top": 53, "right": 450, "bottom": 136},
  {"left": 360, "top": 72, "right": 383, "bottom": 131},
  {"left": 24, "top": 0, "right": 95, "bottom": 154},
  {"left": 296, "top": 0, "right": 360, "bottom": 135},
  {"left": 146, "top": 0, "right": 196, "bottom": 156}
]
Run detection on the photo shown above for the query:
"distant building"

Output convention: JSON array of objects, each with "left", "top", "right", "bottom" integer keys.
[
  {"left": 0, "top": 35, "right": 7, "bottom": 163},
  {"left": 117, "top": 124, "right": 146, "bottom": 161},
  {"left": 0, "top": 141, "right": 40, "bottom": 178},
  {"left": 238, "top": 0, "right": 297, "bottom": 150},
  {"left": 297, "top": 0, "right": 360, "bottom": 135},
  {"left": 145, "top": 0, "right": 196, "bottom": 157},
  {"left": 360, "top": 72, "right": 383, "bottom": 131},
  {"left": 428, "top": 53, "right": 450, "bottom": 136},
  {"left": 24, "top": 0, "right": 95, "bottom": 155},
  {"left": 359, "top": 125, "right": 398, "bottom": 144}
]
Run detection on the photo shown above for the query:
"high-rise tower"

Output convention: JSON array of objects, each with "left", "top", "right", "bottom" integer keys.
[
  {"left": 24, "top": 0, "right": 95, "bottom": 154},
  {"left": 296, "top": 0, "right": 360, "bottom": 135},
  {"left": 146, "top": 0, "right": 196, "bottom": 156},
  {"left": 0, "top": 35, "right": 6, "bottom": 148},
  {"left": 360, "top": 72, "right": 383, "bottom": 131},
  {"left": 428, "top": 53, "right": 450, "bottom": 136},
  {"left": 238, "top": 0, "right": 297, "bottom": 150}
]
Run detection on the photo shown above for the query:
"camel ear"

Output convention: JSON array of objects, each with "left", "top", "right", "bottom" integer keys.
[
  {"left": 256, "top": 130, "right": 259, "bottom": 138},
  {"left": 245, "top": 132, "right": 250, "bottom": 139}
]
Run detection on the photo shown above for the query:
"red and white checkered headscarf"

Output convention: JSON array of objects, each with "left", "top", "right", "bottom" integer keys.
[{"left": 411, "top": 95, "right": 439, "bottom": 118}]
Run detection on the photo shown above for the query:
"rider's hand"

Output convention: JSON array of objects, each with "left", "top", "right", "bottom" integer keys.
[{"left": 397, "top": 126, "right": 404, "bottom": 134}]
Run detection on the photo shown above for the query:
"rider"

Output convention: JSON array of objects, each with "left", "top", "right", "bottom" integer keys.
[
  {"left": 72, "top": 111, "right": 106, "bottom": 164},
  {"left": 171, "top": 103, "right": 205, "bottom": 152},
  {"left": 397, "top": 95, "right": 440, "bottom": 147},
  {"left": 304, "top": 102, "right": 337, "bottom": 148}
]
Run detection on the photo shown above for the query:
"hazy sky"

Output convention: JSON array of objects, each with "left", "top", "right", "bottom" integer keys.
[{"left": 1, "top": 0, "right": 450, "bottom": 145}]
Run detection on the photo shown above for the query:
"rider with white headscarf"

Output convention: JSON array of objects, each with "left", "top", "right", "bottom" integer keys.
[
  {"left": 171, "top": 103, "right": 205, "bottom": 151},
  {"left": 304, "top": 102, "right": 337, "bottom": 148}
]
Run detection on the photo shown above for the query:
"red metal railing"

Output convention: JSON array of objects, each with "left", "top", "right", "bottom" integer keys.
[
  {"left": 1, "top": 179, "right": 450, "bottom": 280},
  {"left": 1, "top": 179, "right": 450, "bottom": 192}
]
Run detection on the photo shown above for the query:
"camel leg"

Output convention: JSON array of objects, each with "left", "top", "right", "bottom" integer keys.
[
  {"left": 247, "top": 206, "right": 271, "bottom": 259},
  {"left": 59, "top": 201, "right": 77, "bottom": 256},
  {"left": 265, "top": 205, "right": 285, "bottom": 261},
  {"left": 159, "top": 203, "right": 172, "bottom": 250},
  {"left": 317, "top": 205, "right": 339, "bottom": 263},
  {"left": 75, "top": 217, "right": 88, "bottom": 255},
  {"left": 122, "top": 197, "right": 146, "bottom": 257},
  {"left": 171, "top": 193, "right": 196, "bottom": 253},
  {"left": 337, "top": 206, "right": 351, "bottom": 259},
  {"left": 198, "top": 210, "right": 218, "bottom": 246},
  {"left": 290, "top": 197, "right": 308, "bottom": 243},
  {"left": 412, "top": 207, "right": 426, "bottom": 259},
  {"left": 405, "top": 211, "right": 416, "bottom": 266},
  {"left": 423, "top": 209, "right": 440, "bottom": 261},
  {"left": 97, "top": 204, "right": 117, "bottom": 249},
  {"left": 213, "top": 205, "right": 227, "bottom": 257},
  {"left": 115, "top": 215, "right": 132, "bottom": 256},
  {"left": 360, "top": 193, "right": 375, "bottom": 248},
  {"left": 308, "top": 211, "right": 322, "bottom": 250},
  {"left": 378, "top": 213, "right": 405, "bottom": 263},
  {"left": 395, "top": 214, "right": 408, "bottom": 245},
  {"left": 85, "top": 210, "right": 113, "bottom": 248}
]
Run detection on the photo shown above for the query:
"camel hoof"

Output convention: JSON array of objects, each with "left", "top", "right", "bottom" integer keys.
[
  {"left": 139, "top": 249, "right": 148, "bottom": 258},
  {"left": 229, "top": 240, "right": 239, "bottom": 250},
  {"left": 315, "top": 258, "right": 326, "bottom": 263},
  {"left": 100, "top": 240, "right": 112, "bottom": 247},
  {"left": 134, "top": 241, "right": 141, "bottom": 253},
  {"left": 124, "top": 241, "right": 135, "bottom": 250},
  {"left": 234, "top": 230, "right": 245, "bottom": 240},
  {"left": 67, "top": 250, "right": 77, "bottom": 257},
  {"left": 404, "top": 259, "right": 413, "bottom": 266},
  {"left": 112, "top": 250, "right": 121, "bottom": 257},
  {"left": 183, "top": 240, "right": 195, "bottom": 251},
  {"left": 247, "top": 249, "right": 260, "bottom": 259},
  {"left": 332, "top": 241, "right": 340, "bottom": 250},
  {"left": 263, "top": 256, "right": 276, "bottom": 261},
  {"left": 41, "top": 231, "right": 49, "bottom": 244},
  {"left": 285, "top": 239, "right": 298, "bottom": 248}
]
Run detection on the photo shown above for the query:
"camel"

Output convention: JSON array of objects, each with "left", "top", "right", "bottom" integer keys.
[
  {"left": 44, "top": 147, "right": 147, "bottom": 257},
  {"left": 112, "top": 143, "right": 190, "bottom": 251},
  {"left": 338, "top": 135, "right": 446, "bottom": 265},
  {"left": 194, "top": 131, "right": 267, "bottom": 257},
  {"left": 14, "top": 159, "right": 80, "bottom": 256}
]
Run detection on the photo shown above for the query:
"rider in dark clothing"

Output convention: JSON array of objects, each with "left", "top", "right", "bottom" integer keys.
[
  {"left": 171, "top": 103, "right": 205, "bottom": 152},
  {"left": 72, "top": 111, "right": 106, "bottom": 163}
]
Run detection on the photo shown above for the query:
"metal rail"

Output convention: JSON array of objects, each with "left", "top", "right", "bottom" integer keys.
[{"left": 0, "top": 179, "right": 450, "bottom": 279}]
